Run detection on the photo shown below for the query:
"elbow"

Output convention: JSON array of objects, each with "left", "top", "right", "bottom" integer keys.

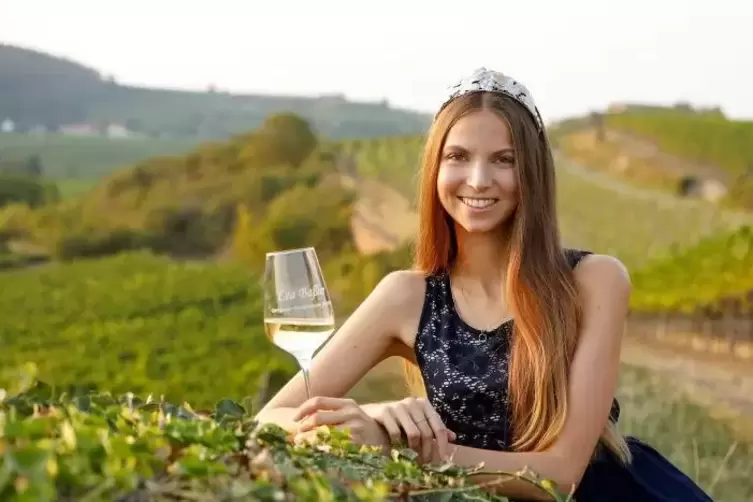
[{"left": 545, "top": 452, "right": 588, "bottom": 497}]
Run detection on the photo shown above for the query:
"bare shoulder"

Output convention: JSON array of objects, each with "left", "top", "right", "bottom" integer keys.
[
  {"left": 573, "top": 254, "right": 631, "bottom": 332},
  {"left": 370, "top": 269, "right": 427, "bottom": 347},
  {"left": 573, "top": 253, "right": 631, "bottom": 296},
  {"left": 374, "top": 269, "right": 427, "bottom": 303}
]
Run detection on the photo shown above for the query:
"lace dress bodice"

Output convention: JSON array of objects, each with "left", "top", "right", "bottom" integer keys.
[{"left": 413, "top": 249, "right": 620, "bottom": 451}]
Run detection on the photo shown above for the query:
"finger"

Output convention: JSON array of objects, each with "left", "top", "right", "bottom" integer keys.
[
  {"left": 423, "top": 406, "right": 451, "bottom": 461},
  {"left": 293, "top": 397, "right": 357, "bottom": 421},
  {"left": 392, "top": 404, "right": 422, "bottom": 452},
  {"left": 297, "top": 408, "right": 358, "bottom": 431},
  {"left": 405, "top": 406, "right": 435, "bottom": 464},
  {"left": 379, "top": 408, "right": 403, "bottom": 445}
]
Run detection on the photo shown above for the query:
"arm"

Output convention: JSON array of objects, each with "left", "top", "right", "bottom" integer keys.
[
  {"left": 254, "top": 270, "right": 423, "bottom": 432},
  {"left": 442, "top": 254, "right": 632, "bottom": 500}
]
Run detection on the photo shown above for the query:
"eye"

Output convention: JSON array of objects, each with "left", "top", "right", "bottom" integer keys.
[
  {"left": 444, "top": 152, "right": 466, "bottom": 161},
  {"left": 495, "top": 155, "right": 516, "bottom": 165}
]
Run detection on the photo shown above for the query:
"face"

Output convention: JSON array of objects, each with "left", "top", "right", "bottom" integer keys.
[{"left": 437, "top": 109, "right": 519, "bottom": 234}]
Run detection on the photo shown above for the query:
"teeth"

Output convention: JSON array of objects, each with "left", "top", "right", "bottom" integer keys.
[{"left": 460, "top": 197, "right": 497, "bottom": 209}]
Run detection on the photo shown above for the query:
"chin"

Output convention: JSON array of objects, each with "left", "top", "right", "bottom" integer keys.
[
  {"left": 454, "top": 213, "right": 513, "bottom": 234},
  {"left": 455, "top": 221, "right": 499, "bottom": 234}
]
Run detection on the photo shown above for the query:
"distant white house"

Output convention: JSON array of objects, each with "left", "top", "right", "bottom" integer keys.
[
  {"left": 105, "top": 123, "right": 133, "bottom": 138},
  {"left": 59, "top": 123, "right": 98, "bottom": 136},
  {"left": 1, "top": 118, "right": 14, "bottom": 133}
]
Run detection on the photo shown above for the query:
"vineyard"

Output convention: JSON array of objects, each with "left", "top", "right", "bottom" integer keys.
[
  {"left": 0, "top": 252, "right": 296, "bottom": 408},
  {"left": 0, "top": 255, "right": 751, "bottom": 501},
  {"left": 605, "top": 111, "right": 753, "bottom": 181},
  {"left": 336, "top": 135, "right": 424, "bottom": 198},
  {"left": 630, "top": 225, "right": 753, "bottom": 315}
]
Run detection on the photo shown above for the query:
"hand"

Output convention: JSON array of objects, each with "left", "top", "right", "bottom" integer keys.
[
  {"left": 292, "top": 397, "right": 390, "bottom": 452},
  {"left": 363, "top": 397, "right": 456, "bottom": 464}
]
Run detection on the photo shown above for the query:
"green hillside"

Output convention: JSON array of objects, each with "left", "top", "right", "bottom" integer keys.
[
  {"left": 0, "top": 44, "right": 430, "bottom": 141},
  {"left": 0, "top": 132, "right": 197, "bottom": 180},
  {"left": 1, "top": 113, "right": 353, "bottom": 260},
  {"left": 606, "top": 110, "right": 753, "bottom": 181},
  {"left": 551, "top": 108, "right": 753, "bottom": 208}
]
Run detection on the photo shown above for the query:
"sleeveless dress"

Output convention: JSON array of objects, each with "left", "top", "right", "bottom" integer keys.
[{"left": 413, "top": 249, "right": 714, "bottom": 502}]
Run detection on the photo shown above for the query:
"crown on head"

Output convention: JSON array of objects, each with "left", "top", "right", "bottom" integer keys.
[{"left": 437, "top": 67, "right": 544, "bottom": 132}]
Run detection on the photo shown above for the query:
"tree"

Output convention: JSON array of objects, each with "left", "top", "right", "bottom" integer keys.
[
  {"left": 257, "top": 113, "right": 318, "bottom": 168},
  {"left": 230, "top": 203, "right": 273, "bottom": 270},
  {"left": 25, "top": 154, "right": 43, "bottom": 176}
]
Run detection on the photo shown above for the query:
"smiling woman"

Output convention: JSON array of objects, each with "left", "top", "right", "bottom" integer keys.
[{"left": 255, "top": 68, "right": 714, "bottom": 502}]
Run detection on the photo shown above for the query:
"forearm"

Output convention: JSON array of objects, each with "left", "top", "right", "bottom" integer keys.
[
  {"left": 255, "top": 401, "right": 395, "bottom": 435},
  {"left": 253, "top": 406, "right": 302, "bottom": 433},
  {"left": 447, "top": 445, "right": 578, "bottom": 499}
]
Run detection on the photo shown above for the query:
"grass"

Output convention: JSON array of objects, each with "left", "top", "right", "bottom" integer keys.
[
  {"left": 615, "top": 364, "right": 751, "bottom": 501},
  {"left": 54, "top": 178, "right": 97, "bottom": 199}
]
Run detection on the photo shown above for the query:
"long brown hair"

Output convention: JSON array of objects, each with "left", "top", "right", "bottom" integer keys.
[{"left": 405, "top": 91, "right": 631, "bottom": 464}]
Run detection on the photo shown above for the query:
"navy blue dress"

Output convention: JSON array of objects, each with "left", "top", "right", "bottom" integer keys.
[{"left": 413, "top": 249, "right": 713, "bottom": 501}]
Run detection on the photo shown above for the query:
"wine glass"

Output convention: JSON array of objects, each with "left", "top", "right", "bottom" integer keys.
[{"left": 263, "top": 247, "right": 335, "bottom": 399}]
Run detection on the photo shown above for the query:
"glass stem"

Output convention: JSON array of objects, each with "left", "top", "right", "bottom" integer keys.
[
  {"left": 302, "top": 369, "right": 312, "bottom": 400},
  {"left": 299, "top": 358, "right": 313, "bottom": 399}
]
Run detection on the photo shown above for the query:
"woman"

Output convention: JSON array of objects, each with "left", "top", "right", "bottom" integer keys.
[{"left": 255, "top": 67, "right": 713, "bottom": 501}]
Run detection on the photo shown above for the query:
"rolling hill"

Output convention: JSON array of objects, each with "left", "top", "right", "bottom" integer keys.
[
  {"left": 0, "top": 44, "right": 431, "bottom": 141},
  {"left": 551, "top": 106, "right": 753, "bottom": 208},
  {"left": 0, "top": 132, "right": 199, "bottom": 185}
]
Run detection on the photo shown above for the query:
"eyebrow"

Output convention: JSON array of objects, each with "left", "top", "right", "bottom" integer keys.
[{"left": 443, "top": 144, "right": 515, "bottom": 155}]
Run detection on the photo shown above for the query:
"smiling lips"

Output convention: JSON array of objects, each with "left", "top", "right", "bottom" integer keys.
[{"left": 458, "top": 196, "right": 499, "bottom": 209}]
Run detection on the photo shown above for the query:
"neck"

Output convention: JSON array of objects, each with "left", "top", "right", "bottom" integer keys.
[{"left": 450, "top": 223, "right": 512, "bottom": 295}]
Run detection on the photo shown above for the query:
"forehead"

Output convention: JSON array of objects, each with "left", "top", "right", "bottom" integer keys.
[{"left": 443, "top": 109, "right": 513, "bottom": 150}]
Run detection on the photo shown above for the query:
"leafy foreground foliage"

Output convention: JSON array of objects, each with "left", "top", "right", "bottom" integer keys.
[{"left": 0, "top": 366, "right": 570, "bottom": 502}]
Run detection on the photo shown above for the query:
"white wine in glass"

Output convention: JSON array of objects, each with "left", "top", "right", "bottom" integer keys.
[{"left": 263, "top": 247, "right": 335, "bottom": 399}]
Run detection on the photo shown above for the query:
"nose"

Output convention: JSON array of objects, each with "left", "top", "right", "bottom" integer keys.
[{"left": 466, "top": 160, "right": 492, "bottom": 191}]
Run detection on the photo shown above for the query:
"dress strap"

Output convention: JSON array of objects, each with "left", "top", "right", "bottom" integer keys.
[{"left": 565, "top": 248, "right": 592, "bottom": 269}]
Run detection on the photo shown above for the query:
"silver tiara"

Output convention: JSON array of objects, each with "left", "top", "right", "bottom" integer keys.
[{"left": 437, "top": 67, "right": 544, "bottom": 132}]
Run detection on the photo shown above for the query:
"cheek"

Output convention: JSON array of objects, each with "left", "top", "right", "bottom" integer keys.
[
  {"left": 436, "top": 167, "right": 462, "bottom": 198},
  {"left": 497, "top": 170, "right": 520, "bottom": 197}
]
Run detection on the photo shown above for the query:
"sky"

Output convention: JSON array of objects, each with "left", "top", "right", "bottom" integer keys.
[{"left": 2, "top": 0, "right": 752, "bottom": 123}]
